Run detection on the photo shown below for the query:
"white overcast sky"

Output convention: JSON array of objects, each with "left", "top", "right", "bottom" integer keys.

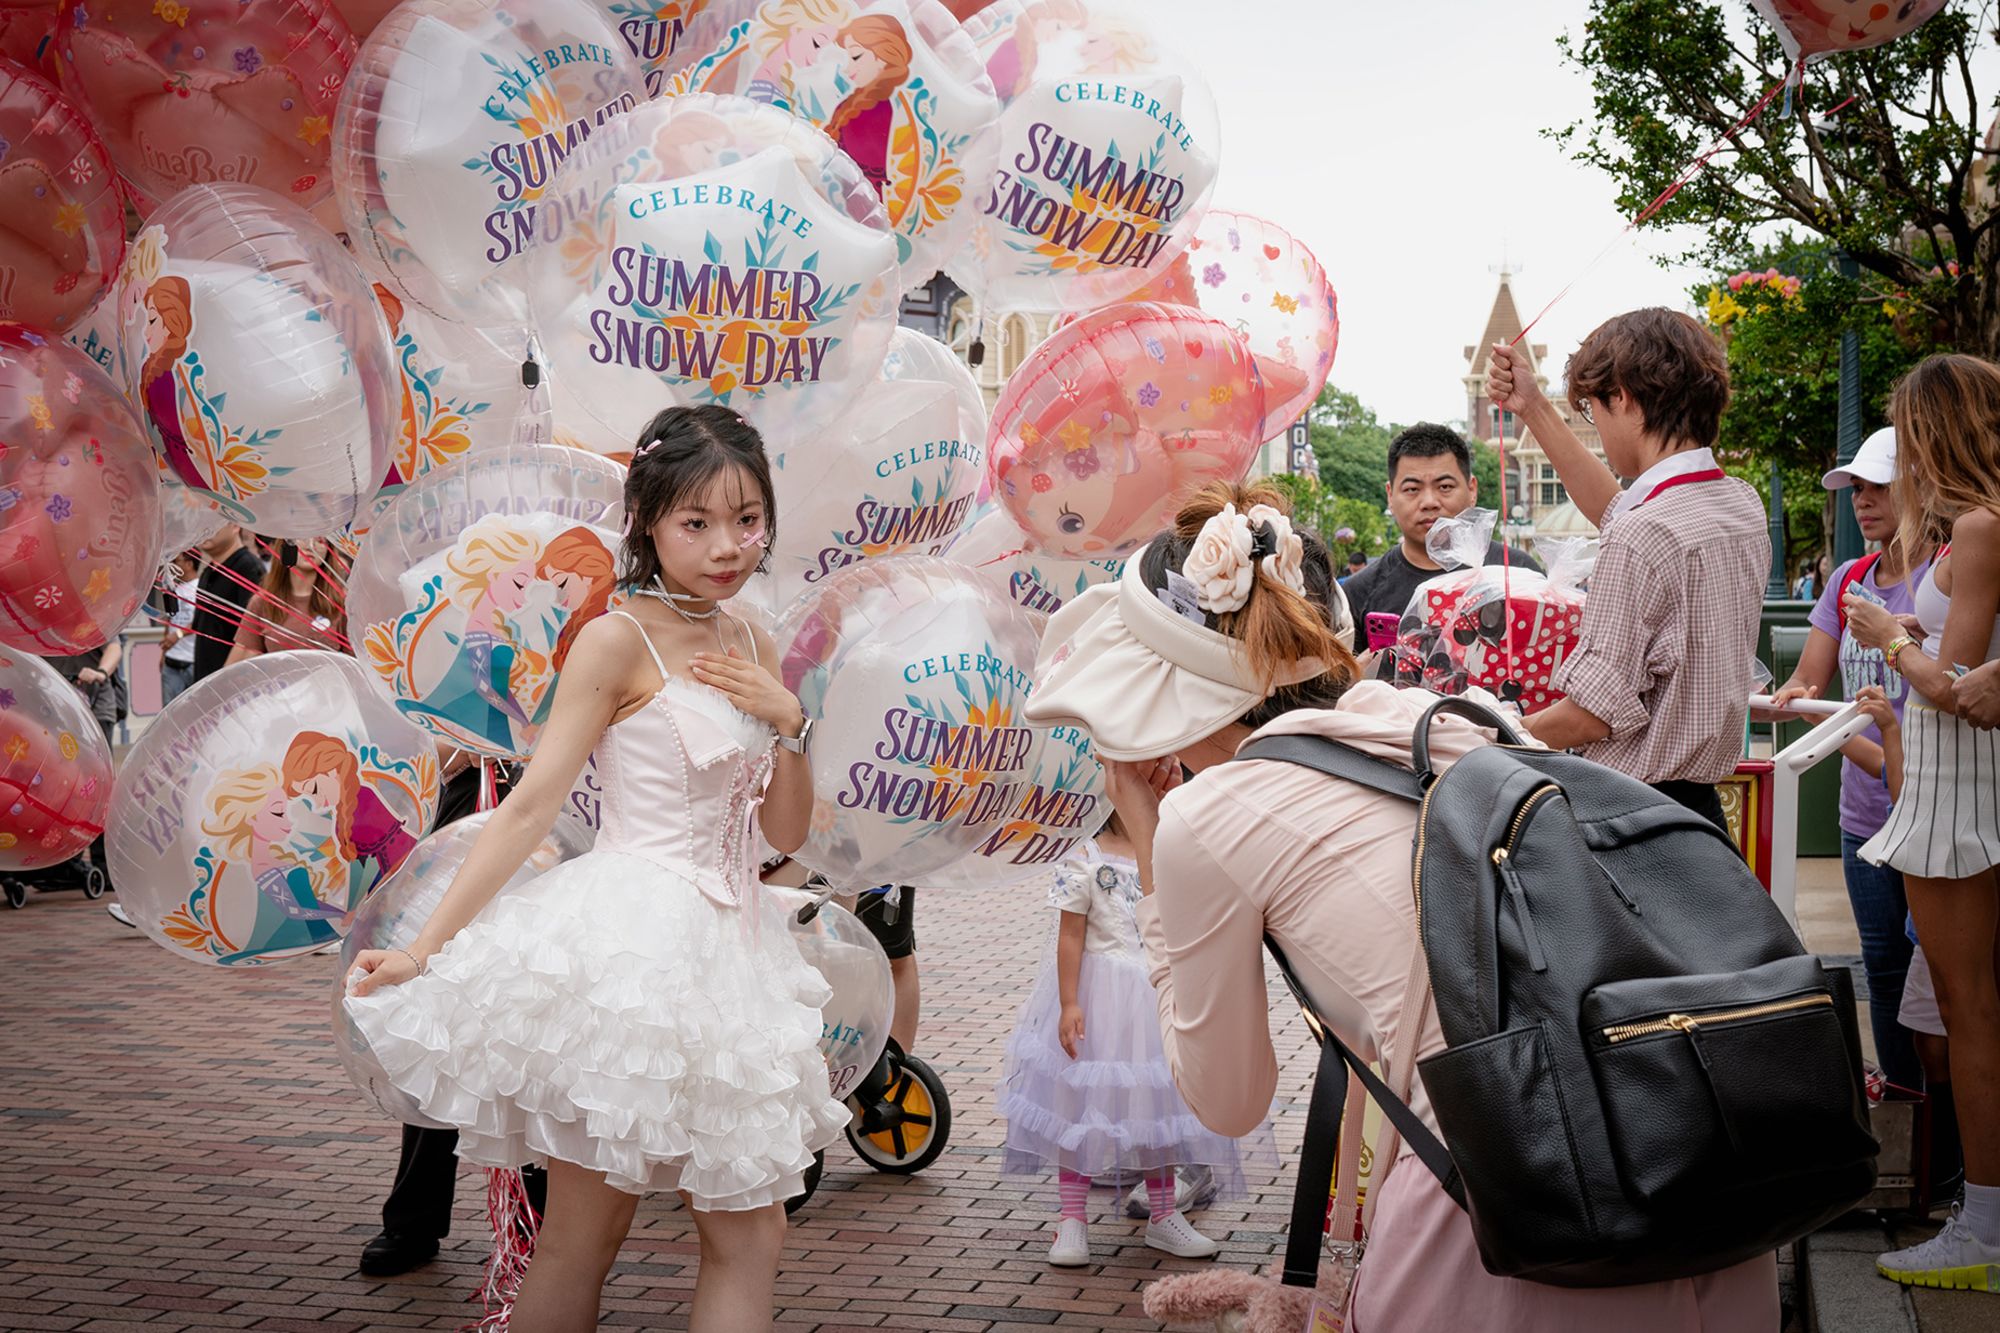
[{"left": 1134, "top": 0, "right": 2000, "bottom": 427}]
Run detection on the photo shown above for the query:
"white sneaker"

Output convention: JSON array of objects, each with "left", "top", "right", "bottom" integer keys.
[
  {"left": 1048, "top": 1218, "right": 1090, "bottom": 1267},
  {"left": 1144, "top": 1209, "right": 1221, "bottom": 1259},
  {"left": 1123, "top": 1164, "right": 1218, "bottom": 1219},
  {"left": 1878, "top": 1205, "right": 2000, "bottom": 1292}
]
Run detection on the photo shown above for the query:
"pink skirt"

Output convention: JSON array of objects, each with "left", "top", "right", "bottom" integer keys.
[{"left": 1349, "top": 1152, "right": 1780, "bottom": 1333}]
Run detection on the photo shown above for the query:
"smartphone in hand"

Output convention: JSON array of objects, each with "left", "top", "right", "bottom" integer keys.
[{"left": 1365, "top": 612, "right": 1401, "bottom": 652}]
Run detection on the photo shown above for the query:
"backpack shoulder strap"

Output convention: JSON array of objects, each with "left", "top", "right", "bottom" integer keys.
[
  {"left": 1834, "top": 552, "right": 1881, "bottom": 632},
  {"left": 1234, "top": 733, "right": 1425, "bottom": 803},
  {"left": 1266, "top": 936, "right": 1466, "bottom": 1287}
]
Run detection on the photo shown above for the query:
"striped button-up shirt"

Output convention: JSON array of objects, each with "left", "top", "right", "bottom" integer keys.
[{"left": 1551, "top": 458, "right": 1768, "bottom": 785}]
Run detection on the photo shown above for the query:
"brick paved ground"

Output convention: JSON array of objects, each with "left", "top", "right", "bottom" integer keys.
[{"left": 0, "top": 880, "right": 1319, "bottom": 1331}]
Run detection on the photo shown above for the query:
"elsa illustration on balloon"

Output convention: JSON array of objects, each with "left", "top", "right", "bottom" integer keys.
[
  {"left": 395, "top": 520, "right": 548, "bottom": 753},
  {"left": 204, "top": 764, "right": 346, "bottom": 966}
]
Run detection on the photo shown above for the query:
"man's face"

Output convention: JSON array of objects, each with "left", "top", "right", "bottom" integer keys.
[{"left": 1386, "top": 455, "right": 1476, "bottom": 546}]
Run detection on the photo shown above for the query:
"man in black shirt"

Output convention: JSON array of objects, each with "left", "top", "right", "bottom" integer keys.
[
  {"left": 1342, "top": 424, "right": 1540, "bottom": 669},
  {"left": 190, "top": 524, "right": 266, "bottom": 682}
]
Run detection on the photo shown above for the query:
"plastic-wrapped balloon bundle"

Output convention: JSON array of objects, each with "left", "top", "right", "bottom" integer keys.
[
  {"left": 670, "top": 0, "right": 1001, "bottom": 282},
  {"left": 945, "top": 502, "right": 1120, "bottom": 614},
  {"left": 988, "top": 301, "right": 1265, "bottom": 560},
  {"left": 55, "top": 0, "right": 357, "bottom": 209},
  {"left": 1390, "top": 511, "right": 1593, "bottom": 715},
  {"left": 333, "top": 0, "right": 647, "bottom": 322},
  {"left": 774, "top": 554, "right": 1049, "bottom": 890},
  {"left": 1092, "top": 208, "right": 1337, "bottom": 432},
  {"left": 367, "top": 283, "right": 550, "bottom": 514},
  {"left": 525, "top": 92, "right": 901, "bottom": 452},
  {"left": 108, "top": 183, "right": 399, "bottom": 538},
  {"left": 763, "top": 326, "right": 985, "bottom": 606},
  {"left": 0, "top": 59, "right": 127, "bottom": 332},
  {"left": 332, "top": 808, "right": 594, "bottom": 1125},
  {"left": 0, "top": 325, "right": 164, "bottom": 654},
  {"left": 347, "top": 441, "right": 625, "bottom": 759},
  {"left": 949, "top": 0, "right": 1219, "bottom": 313},
  {"left": 107, "top": 651, "right": 440, "bottom": 967},
  {"left": 0, "top": 645, "right": 115, "bottom": 870},
  {"left": 789, "top": 898, "right": 891, "bottom": 1099},
  {"left": 1750, "top": 0, "right": 1946, "bottom": 63}
]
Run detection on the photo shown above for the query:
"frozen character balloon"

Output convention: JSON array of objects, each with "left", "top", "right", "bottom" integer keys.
[
  {"left": 281, "top": 729, "right": 421, "bottom": 893},
  {"left": 137, "top": 275, "right": 204, "bottom": 492}
]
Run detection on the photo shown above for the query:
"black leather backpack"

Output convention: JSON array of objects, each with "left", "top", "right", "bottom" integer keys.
[{"left": 1239, "top": 698, "right": 1878, "bottom": 1290}]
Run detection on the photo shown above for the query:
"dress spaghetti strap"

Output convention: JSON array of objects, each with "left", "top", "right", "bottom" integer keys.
[{"left": 608, "top": 609, "right": 670, "bottom": 685}]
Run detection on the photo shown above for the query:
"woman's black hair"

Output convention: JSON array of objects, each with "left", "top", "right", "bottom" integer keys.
[
  {"left": 620, "top": 405, "right": 777, "bottom": 591},
  {"left": 1136, "top": 517, "right": 1352, "bottom": 730}
]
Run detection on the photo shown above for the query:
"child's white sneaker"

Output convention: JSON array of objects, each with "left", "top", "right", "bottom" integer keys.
[
  {"left": 1048, "top": 1218, "right": 1091, "bottom": 1267},
  {"left": 1123, "top": 1164, "right": 1218, "bottom": 1219},
  {"left": 1145, "top": 1209, "right": 1221, "bottom": 1258}
]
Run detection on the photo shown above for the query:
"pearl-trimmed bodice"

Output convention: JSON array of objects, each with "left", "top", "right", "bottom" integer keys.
[{"left": 594, "top": 614, "right": 775, "bottom": 908}]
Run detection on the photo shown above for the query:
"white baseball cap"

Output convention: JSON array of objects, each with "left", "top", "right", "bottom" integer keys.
[{"left": 1821, "top": 427, "right": 1896, "bottom": 490}]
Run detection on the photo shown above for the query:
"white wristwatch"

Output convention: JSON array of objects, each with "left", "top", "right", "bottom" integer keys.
[{"left": 778, "top": 716, "right": 814, "bottom": 754}]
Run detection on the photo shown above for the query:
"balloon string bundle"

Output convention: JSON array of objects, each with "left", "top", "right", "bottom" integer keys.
[
  {"left": 1510, "top": 65, "right": 1796, "bottom": 354},
  {"left": 468, "top": 1167, "right": 540, "bottom": 1332},
  {"left": 180, "top": 549, "right": 354, "bottom": 652}
]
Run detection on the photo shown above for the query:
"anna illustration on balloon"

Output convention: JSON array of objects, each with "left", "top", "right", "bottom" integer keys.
[
  {"left": 819, "top": 15, "right": 912, "bottom": 194},
  {"left": 525, "top": 527, "right": 617, "bottom": 728},
  {"left": 135, "top": 270, "right": 265, "bottom": 513}
]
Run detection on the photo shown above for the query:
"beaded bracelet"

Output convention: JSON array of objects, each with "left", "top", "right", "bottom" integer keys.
[{"left": 395, "top": 948, "right": 426, "bottom": 976}]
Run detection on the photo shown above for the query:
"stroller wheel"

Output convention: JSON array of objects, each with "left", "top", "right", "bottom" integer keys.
[
  {"left": 846, "top": 1050, "right": 951, "bottom": 1175},
  {"left": 4, "top": 880, "right": 26, "bottom": 909},
  {"left": 784, "top": 1150, "right": 825, "bottom": 1216},
  {"left": 82, "top": 865, "right": 107, "bottom": 900}
]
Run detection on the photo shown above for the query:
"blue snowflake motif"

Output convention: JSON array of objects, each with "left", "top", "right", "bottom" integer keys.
[
  {"left": 1142, "top": 336, "right": 1165, "bottom": 363},
  {"left": 0, "top": 688, "right": 14, "bottom": 710},
  {"left": 233, "top": 46, "right": 261, "bottom": 74},
  {"left": 1137, "top": 381, "right": 1161, "bottom": 408},
  {"left": 44, "top": 493, "right": 71, "bottom": 523}
]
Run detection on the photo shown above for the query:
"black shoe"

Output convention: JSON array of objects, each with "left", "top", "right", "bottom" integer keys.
[{"left": 359, "top": 1231, "right": 440, "bottom": 1276}]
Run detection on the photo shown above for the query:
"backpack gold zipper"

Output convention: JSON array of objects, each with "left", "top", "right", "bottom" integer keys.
[
  {"left": 1601, "top": 993, "right": 1833, "bottom": 1045},
  {"left": 1492, "top": 785, "right": 1562, "bottom": 865}
]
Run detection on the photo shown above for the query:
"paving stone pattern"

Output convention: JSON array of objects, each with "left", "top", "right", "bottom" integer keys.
[{"left": 0, "top": 883, "right": 1321, "bottom": 1330}]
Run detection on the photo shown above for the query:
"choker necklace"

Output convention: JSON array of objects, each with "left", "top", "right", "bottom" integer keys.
[{"left": 632, "top": 577, "right": 723, "bottom": 622}]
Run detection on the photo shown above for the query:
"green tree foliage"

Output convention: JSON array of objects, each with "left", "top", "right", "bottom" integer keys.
[{"left": 1554, "top": 0, "right": 1998, "bottom": 358}]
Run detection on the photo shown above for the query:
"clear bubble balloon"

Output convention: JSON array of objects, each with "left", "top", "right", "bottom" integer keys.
[
  {"left": 109, "top": 183, "right": 399, "bottom": 538},
  {"left": 55, "top": 0, "right": 357, "bottom": 210},
  {"left": 348, "top": 442, "right": 626, "bottom": 759},
  {"left": 1080, "top": 209, "right": 1338, "bottom": 432},
  {"left": 0, "top": 325, "right": 163, "bottom": 654},
  {"left": 0, "top": 58, "right": 127, "bottom": 332},
  {"left": 0, "top": 644, "right": 114, "bottom": 870},
  {"left": 945, "top": 502, "right": 1121, "bottom": 615},
  {"left": 790, "top": 898, "right": 891, "bottom": 1099},
  {"left": 948, "top": 0, "right": 1218, "bottom": 313},
  {"left": 764, "top": 326, "right": 985, "bottom": 606},
  {"left": 989, "top": 301, "right": 1265, "bottom": 560},
  {"left": 369, "top": 282, "right": 551, "bottom": 515},
  {"left": 774, "top": 553, "right": 1046, "bottom": 890},
  {"left": 524, "top": 92, "right": 901, "bottom": 448},
  {"left": 671, "top": 0, "right": 1001, "bottom": 283},
  {"left": 108, "top": 650, "right": 441, "bottom": 967},
  {"left": 333, "top": 808, "right": 595, "bottom": 1125},
  {"left": 916, "top": 700, "right": 1105, "bottom": 890},
  {"left": 597, "top": 0, "right": 709, "bottom": 97},
  {"left": 333, "top": 0, "right": 647, "bottom": 322}
]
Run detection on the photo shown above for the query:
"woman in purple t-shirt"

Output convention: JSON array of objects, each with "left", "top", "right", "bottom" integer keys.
[{"left": 1772, "top": 429, "right": 1935, "bottom": 1094}]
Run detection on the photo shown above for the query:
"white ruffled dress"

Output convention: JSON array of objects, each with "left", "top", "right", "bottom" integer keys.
[
  {"left": 997, "top": 845, "right": 1273, "bottom": 1191},
  {"left": 344, "top": 613, "right": 848, "bottom": 1204}
]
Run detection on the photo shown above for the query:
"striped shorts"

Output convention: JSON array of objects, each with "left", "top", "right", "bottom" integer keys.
[{"left": 1859, "top": 703, "right": 2000, "bottom": 879}]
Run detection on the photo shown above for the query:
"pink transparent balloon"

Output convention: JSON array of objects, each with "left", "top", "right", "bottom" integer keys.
[
  {"left": 1749, "top": 0, "right": 1947, "bottom": 62},
  {"left": 0, "top": 3, "right": 59, "bottom": 79},
  {"left": 55, "top": 0, "right": 356, "bottom": 209},
  {"left": 946, "top": 0, "right": 1219, "bottom": 313},
  {"left": 0, "top": 58, "right": 125, "bottom": 332},
  {"left": 0, "top": 324, "right": 163, "bottom": 654},
  {"left": 1074, "top": 210, "right": 1337, "bottom": 432},
  {"left": 110, "top": 183, "right": 400, "bottom": 538},
  {"left": 670, "top": 0, "right": 1001, "bottom": 283},
  {"left": 945, "top": 501, "right": 1120, "bottom": 614},
  {"left": 0, "top": 644, "right": 114, "bottom": 870},
  {"left": 988, "top": 301, "right": 1265, "bottom": 560},
  {"left": 332, "top": 0, "right": 647, "bottom": 323}
]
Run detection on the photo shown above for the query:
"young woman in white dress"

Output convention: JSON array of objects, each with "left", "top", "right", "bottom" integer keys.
[{"left": 345, "top": 405, "right": 847, "bottom": 1332}]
